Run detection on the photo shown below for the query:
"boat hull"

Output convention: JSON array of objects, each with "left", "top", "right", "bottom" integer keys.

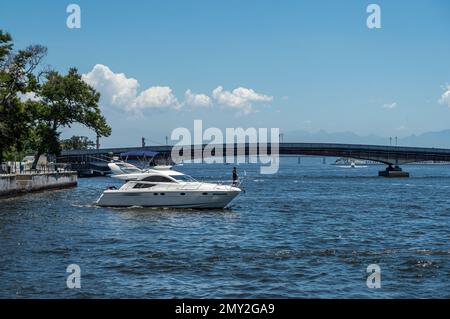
[{"left": 96, "top": 189, "right": 240, "bottom": 209}]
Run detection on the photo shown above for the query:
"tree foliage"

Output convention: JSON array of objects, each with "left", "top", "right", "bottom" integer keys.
[
  {"left": 0, "top": 31, "right": 47, "bottom": 167},
  {"left": 29, "top": 68, "right": 111, "bottom": 167},
  {"left": 61, "top": 135, "right": 95, "bottom": 150},
  {"left": 0, "top": 29, "right": 111, "bottom": 171}
]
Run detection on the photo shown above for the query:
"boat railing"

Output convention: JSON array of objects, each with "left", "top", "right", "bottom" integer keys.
[
  {"left": 130, "top": 179, "right": 243, "bottom": 191},
  {"left": 179, "top": 182, "right": 203, "bottom": 190},
  {"left": 205, "top": 179, "right": 244, "bottom": 190}
]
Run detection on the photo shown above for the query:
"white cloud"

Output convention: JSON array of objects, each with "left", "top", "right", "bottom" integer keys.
[
  {"left": 82, "top": 64, "right": 274, "bottom": 115},
  {"left": 439, "top": 85, "right": 450, "bottom": 107},
  {"left": 134, "top": 86, "right": 179, "bottom": 110},
  {"left": 212, "top": 86, "right": 273, "bottom": 114},
  {"left": 382, "top": 102, "right": 397, "bottom": 109},
  {"left": 82, "top": 64, "right": 179, "bottom": 112},
  {"left": 184, "top": 89, "right": 212, "bottom": 108},
  {"left": 82, "top": 64, "right": 138, "bottom": 107}
]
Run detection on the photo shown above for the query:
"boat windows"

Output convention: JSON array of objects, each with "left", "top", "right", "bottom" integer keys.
[
  {"left": 142, "top": 175, "right": 174, "bottom": 183},
  {"left": 133, "top": 183, "right": 155, "bottom": 189},
  {"left": 115, "top": 163, "right": 142, "bottom": 174},
  {"left": 171, "top": 174, "right": 197, "bottom": 182}
]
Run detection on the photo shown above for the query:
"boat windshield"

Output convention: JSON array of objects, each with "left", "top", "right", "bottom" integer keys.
[
  {"left": 171, "top": 174, "right": 197, "bottom": 182},
  {"left": 116, "top": 163, "right": 142, "bottom": 174},
  {"left": 121, "top": 167, "right": 142, "bottom": 174}
]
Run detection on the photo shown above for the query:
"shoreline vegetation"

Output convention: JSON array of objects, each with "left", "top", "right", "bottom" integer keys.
[{"left": 0, "top": 29, "right": 111, "bottom": 174}]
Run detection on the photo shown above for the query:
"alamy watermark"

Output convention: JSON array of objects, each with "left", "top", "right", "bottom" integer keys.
[
  {"left": 366, "top": 264, "right": 381, "bottom": 289},
  {"left": 65, "top": 4, "right": 380, "bottom": 30},
  {"left": 171, "top": 120, "right": 280, "bottom": 174},
  {"left": 366, "top": 4, "right": 381, "bottom": 29},
  {"left": 66, "top": 264, "right": 81, "bottom": 289},
  {"left": 66, "top": 4, "right": 81, "bottom": 29}
]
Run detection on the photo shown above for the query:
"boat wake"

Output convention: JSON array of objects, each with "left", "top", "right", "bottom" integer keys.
[{"left": 71, "top": 203, "right": 99, "bottom": 208}]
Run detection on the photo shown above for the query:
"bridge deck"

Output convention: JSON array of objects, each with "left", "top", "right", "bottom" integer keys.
[{"left": 59, "top": 143, "right": 450, "bottom": 166}]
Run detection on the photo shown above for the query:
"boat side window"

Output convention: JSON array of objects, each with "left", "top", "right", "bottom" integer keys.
[
  {"left": 171, "top": 175, "right": 197, "bottom": 182},
  {"left": 142, "top": 176, "right": 174, "bottom": 183},
  {"left": 133, "top": 183, "right": 155, "bottom": 189}
]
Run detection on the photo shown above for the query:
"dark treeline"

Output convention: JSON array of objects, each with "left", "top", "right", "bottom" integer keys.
[{"left": 0, "top": 30, "right": 111, "bottom": 171}]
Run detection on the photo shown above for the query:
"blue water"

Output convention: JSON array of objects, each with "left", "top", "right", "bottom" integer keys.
[{"left": 1, "top": 157, "right": 450, "bottom": 298}]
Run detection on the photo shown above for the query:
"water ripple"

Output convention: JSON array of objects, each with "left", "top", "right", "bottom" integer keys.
[{"left": 1, "top": 160, "right": 450, "bottom": 298}]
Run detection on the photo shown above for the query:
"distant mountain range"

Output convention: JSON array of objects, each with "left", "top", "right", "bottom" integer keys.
[{"left": 284, "top": 129, "right": 450, "bottom": 148}]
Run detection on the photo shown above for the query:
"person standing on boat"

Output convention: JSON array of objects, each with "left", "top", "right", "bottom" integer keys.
[{"left": 232, "top": 167, "right": 238, "bottom": 186}]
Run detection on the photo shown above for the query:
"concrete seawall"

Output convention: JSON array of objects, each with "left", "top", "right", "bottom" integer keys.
[{"left": 0, "top": 172, "right": 78, "bottom": 197}]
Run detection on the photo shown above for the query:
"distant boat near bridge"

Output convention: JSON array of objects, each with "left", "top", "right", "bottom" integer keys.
[{"left": 332, "top": 157, "right": 450, "bottom": 166}]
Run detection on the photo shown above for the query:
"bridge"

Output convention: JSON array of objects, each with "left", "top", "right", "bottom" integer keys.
[{"left": 58, "top": 142, "right": 450, "bottom": 177}]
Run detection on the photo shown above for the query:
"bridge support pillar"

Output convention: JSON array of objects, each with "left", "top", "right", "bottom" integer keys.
[{"left": 378, "top": 165, "right": 409, "bottom": 177}]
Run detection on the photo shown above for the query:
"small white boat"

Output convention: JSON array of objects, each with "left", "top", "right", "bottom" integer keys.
[{"left": 96, "top": 164, "right": 241, "bottom": 209}]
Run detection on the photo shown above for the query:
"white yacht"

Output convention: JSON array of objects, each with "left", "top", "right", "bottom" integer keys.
[{"left": 96, "top": 164, "right": 242, "bottom": 209}]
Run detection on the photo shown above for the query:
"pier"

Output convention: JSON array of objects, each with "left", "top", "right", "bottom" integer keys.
[{"left": 0, "top": 172, "right": 78, "bottom": 197}]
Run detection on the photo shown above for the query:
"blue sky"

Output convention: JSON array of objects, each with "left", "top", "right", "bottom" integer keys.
[{"left": 1, "top": 0, "right": 449, "bottom": 147}]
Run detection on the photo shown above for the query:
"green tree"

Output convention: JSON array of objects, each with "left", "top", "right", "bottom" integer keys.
[
  {"left": 30, "top": 68, "right": 111, "bottom": 168},
  {"left": 1, "top": 30, "right": 111, "bottom": 171},
  {"left": 0, "top": 30, "right": 47, "bottom": 170},
  {"left": 61, "top": 135, "right": 95, "bottom": 150}
]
